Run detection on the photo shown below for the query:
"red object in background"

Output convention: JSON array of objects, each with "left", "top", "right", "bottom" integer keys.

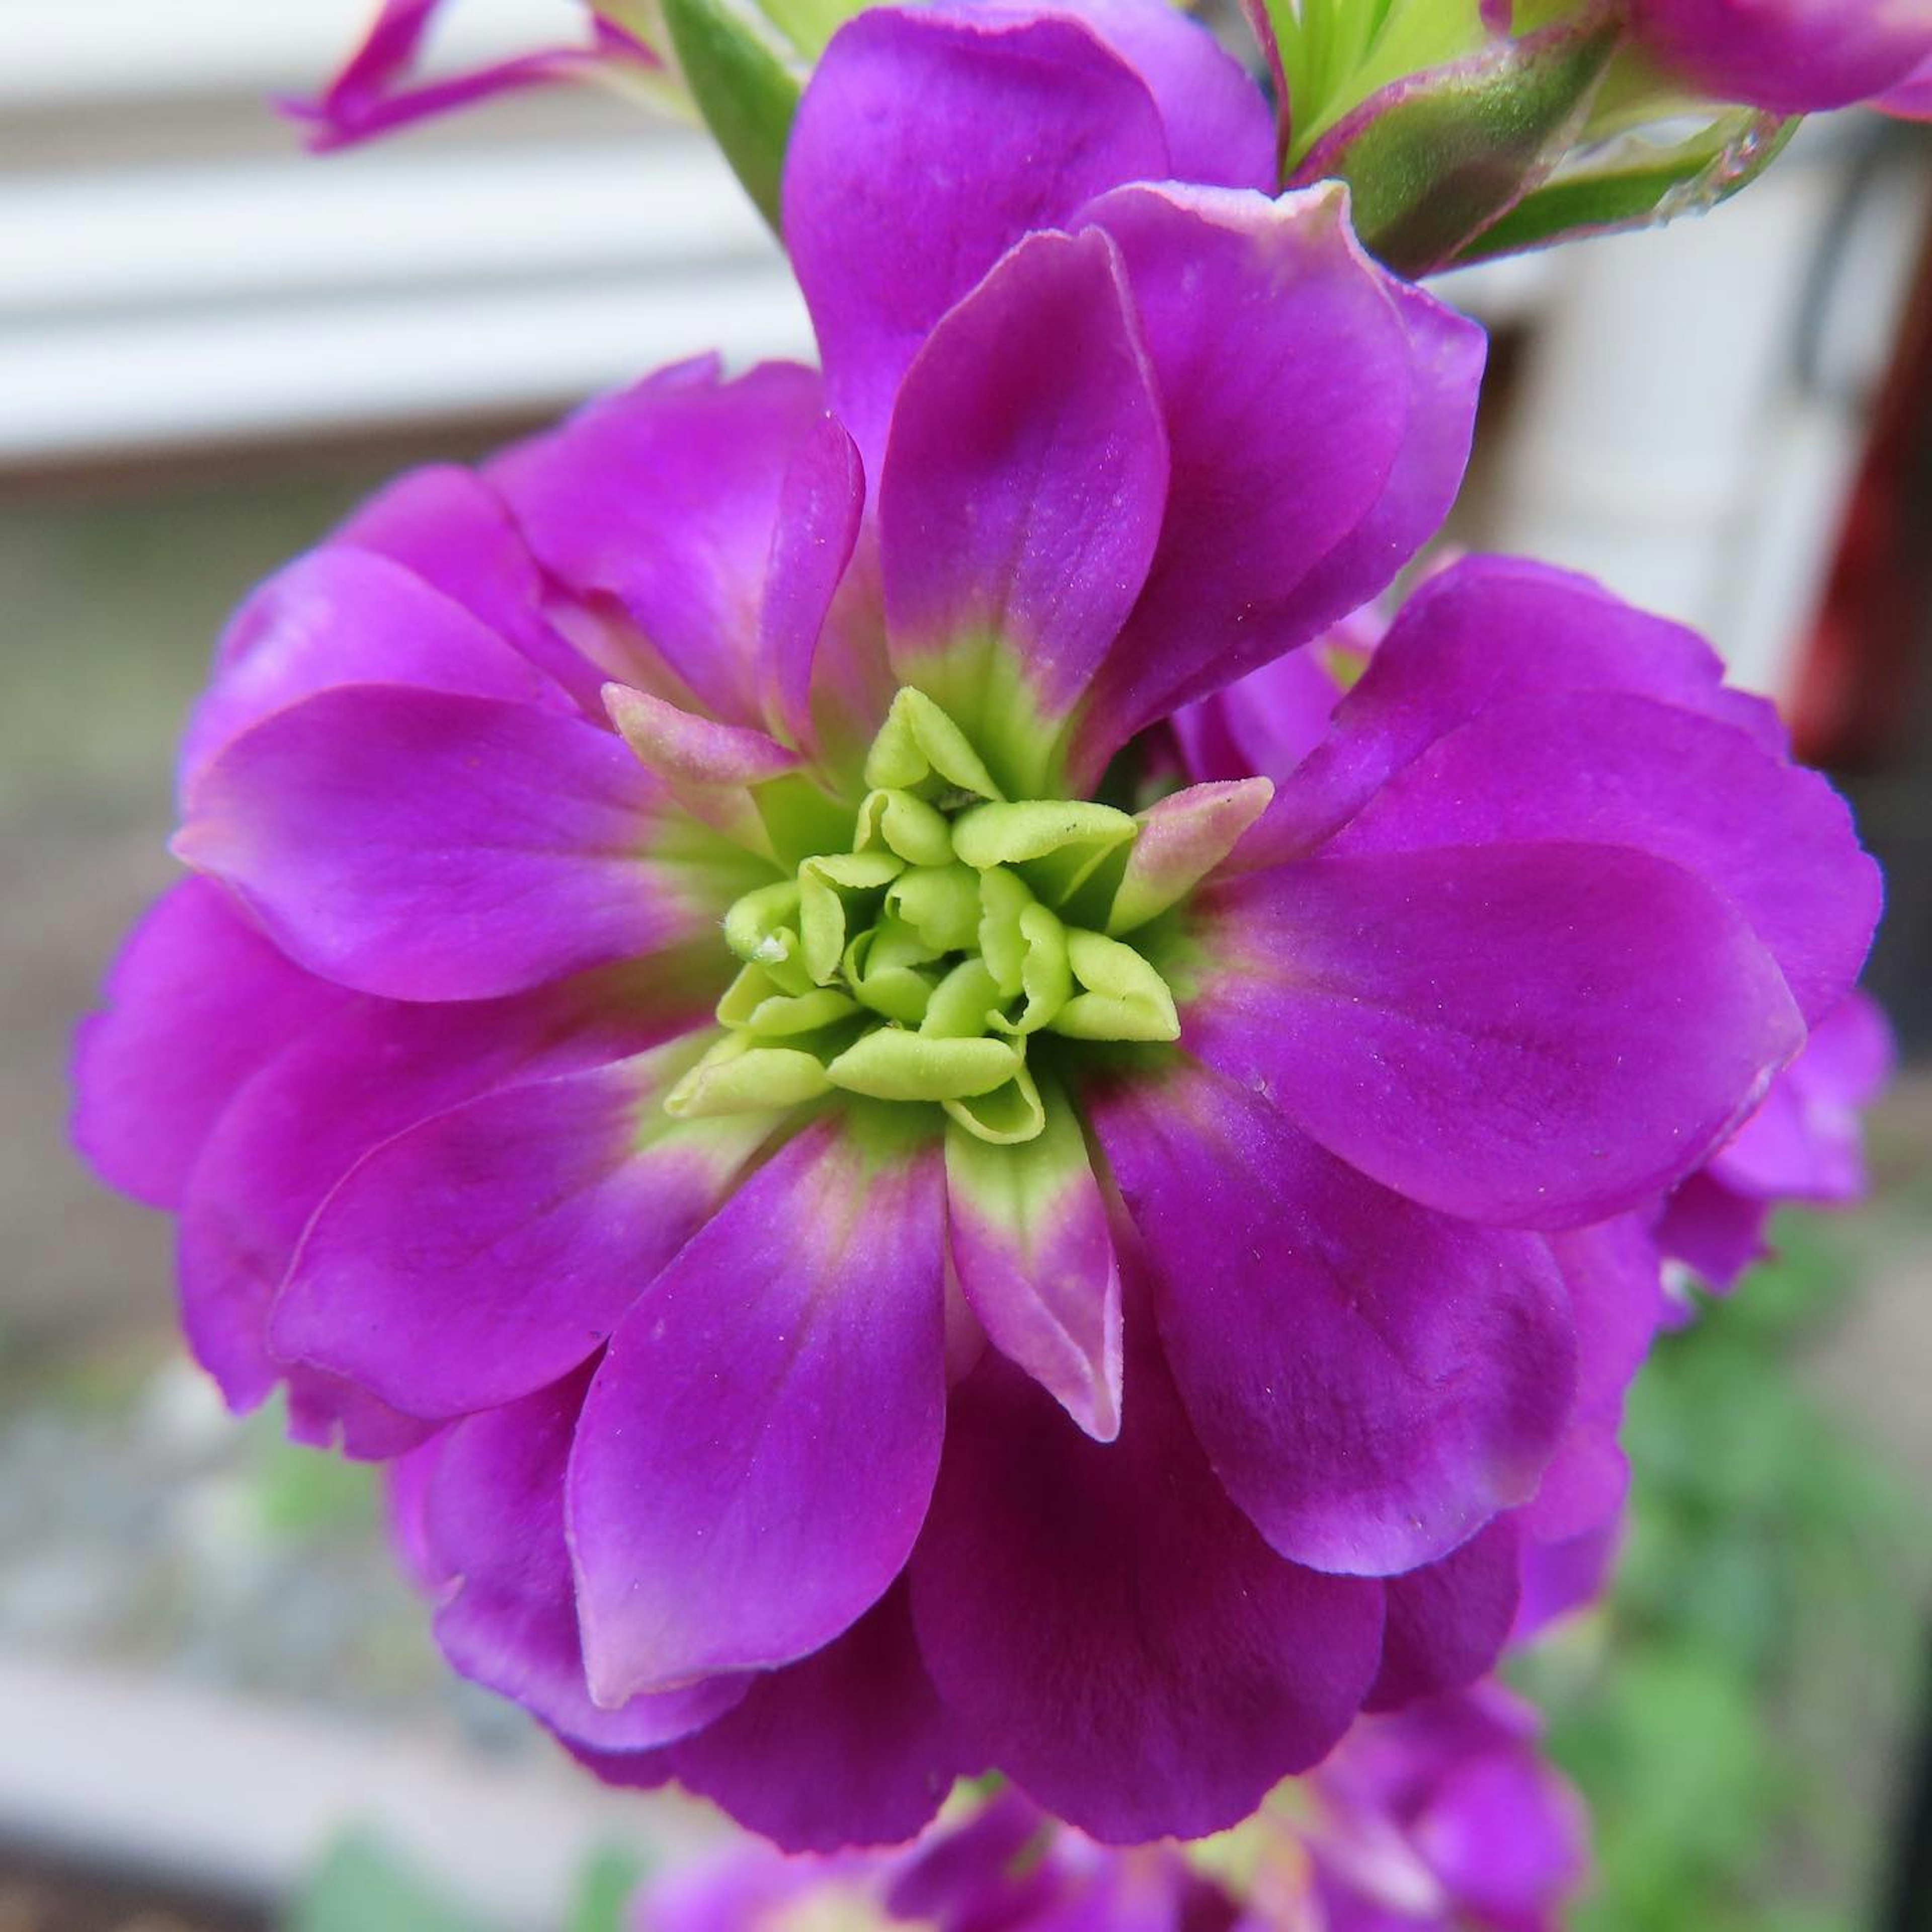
[{"left": 1794, "top": 194, "right": 1932, "bottom": 769}]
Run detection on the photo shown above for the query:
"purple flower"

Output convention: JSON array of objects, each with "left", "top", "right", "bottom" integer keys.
[
  {"left": 283, "top": 0, "right": 665, "bottom": 150},
  {"left": 74, "top": 0, "right": 1877, "bottom": 1853},
  {"left": 1628, "top": 0, "right": 1932, "bottom": 114},
  {"left": 1655, "top": 989, "right": 1893, "bottom": 1289},
  {"left": 1297, "top": 1687, "right": 1587, "bottom": 1932},
  {"left": 630, "top": 1687, "right": 1584, "bottom": 1929}
]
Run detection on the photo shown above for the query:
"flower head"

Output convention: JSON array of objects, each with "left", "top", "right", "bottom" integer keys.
[{"left": 75, "top": 0, "right": 1877, "bottom": 1853}]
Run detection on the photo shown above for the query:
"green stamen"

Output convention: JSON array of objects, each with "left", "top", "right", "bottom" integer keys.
[{"left": 683, "top": 689, "right": 1183, "bottom": 1143}]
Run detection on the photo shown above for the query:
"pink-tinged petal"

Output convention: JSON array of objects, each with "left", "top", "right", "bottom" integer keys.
[
  {"left": 944, "top": 1093, "right": 1122, "bottom": 1441},
  {"left": 1090, "top": 1060, "right": 1573, "bottom": 1574},
  {"left": 490, "top": 362, "right": 827, "bottom": 729},
  {"left": 72, "top": 879, "right": 352, "bottom": 1211},
  {"left": 175, "top": 686, "right": 705, "bottom": 1002},
  {"left": 758, "top": 413, "right": 877, "bottom": 754},
  {"left": 384, "top": 1436, "right": 446, "bottom": 1595},
  {"left": 1366, "top": 1519, "right": 1521, "bottom": 1713},
  {"left": 175, "top": 977, "right": 673, "bottom": 1438},
  {"left": 334, "top": 464, "right": 607, "bottom": 711},
  {"left": 1326, "top": 689, "right": 1880, "bottom": 1027},
  {"left": 1187, "top": 842, "right": 1805, "bottom": 1228},
  {"left": 1411, "top": 1741, "right": 1588, "bottom": 1926},
  {"left": 1036, "top": 0, "right": 1274, "bottom": 189},
  {"left": 569, "top": 1119, "right": 947, "bottom": 1701},
  {"left": 272, "top": 1042, "right": 770, "bottom": 1421},
  {"left": 1107, "top": 777, "right": 1273, "bottom": 935},
  {"left": 784, "top": 7, "right": 1170, "bottom": 470},
  {"left": 669, "top": 1581, "right": 969, "bottom": 1852},
  {"left": 1069, "top": 182, "right": 1480, "bottom": 777},
  {"left": 909, "top": 1328, "right": 1385, "bottom": 1842},
  {"left": 1250, "top": 554, "right": 1791, "bottom": 866},
  {"left": 603, "top": 683, "right": 800, "bottom": 855},
  {"left": 424, "top": 1372, "right": 746, "bottom": 1752},
  {"left": 881, "top": 227, "right": 1167, "bottom": 770},
  {"left": 181, "top": 548, "right": 566, "bottom": 796}
]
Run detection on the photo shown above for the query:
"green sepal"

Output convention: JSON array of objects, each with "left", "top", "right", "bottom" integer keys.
[
  {"left": 950, "top": 800, "right": 1138, "bottom": 872},
  {"left": 888, "top": 864, "right": 983, "bottom": 954},
  {"left": 922, "top": 957, "right": 1006, "bottom": 1040},
  {"left": 1053, "top": 929, "right": 1180, "bottom": 1042},
  {"left": 664, "top": 1033, "right": 833, "bottom": 1116},
  {"left": 723, "top": 879, "right": 814, "bottom": 994},
  {"left": 660, "top": 0, "right": 803, "bottom": 231},
  {"left": 798, "top": 849, "right": 903, "bottom": 984},
  {"left": 1303, "top": 14, "right": 1622, "bottom": 277},
  {"left": 824, "top": 1028, "right": 1022, "bottom": 1102},
  {"left": 942, "top": 1057, "right": 1049, "bottom": 1146},
  {"left": 1448, "top": 108, "right": 1797, "bottom": 267},
  {"left": 856, "top": 787, "right": 956, "bottom": 867},
  {"left": 864, "top": 688, "right": 1006, "bottom": 802}
]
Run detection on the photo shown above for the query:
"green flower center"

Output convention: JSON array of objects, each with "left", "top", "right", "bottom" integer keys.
[{"left": 665, "top": 688, "right": 1180, "bottom": 1145}]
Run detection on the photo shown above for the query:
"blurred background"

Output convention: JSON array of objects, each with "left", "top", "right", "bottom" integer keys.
[{"left": 2, "top": 2, "right": 1929, "bottom": 1927}]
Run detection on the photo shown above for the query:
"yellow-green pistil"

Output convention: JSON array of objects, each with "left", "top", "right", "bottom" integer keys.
[{"left": 665, "top": 689, "right": 1180, "bottom": 1146}]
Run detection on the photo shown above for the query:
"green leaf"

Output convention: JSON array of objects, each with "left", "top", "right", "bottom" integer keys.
[
  {"left": 1450, "top": 108, "right": 1796, "bottom": 265},
  {"left": 288, "top": 1831, "right": 498, "bottom": 1932},
  {"left": 565, "top": 1845, "right": 651, "bottom": 1932},
  {"left": 1305, "top": 15, "right": 1622, "bottom": 275},
  {"left": 660, "top": 0, "right": 802, "bottom": 231}
]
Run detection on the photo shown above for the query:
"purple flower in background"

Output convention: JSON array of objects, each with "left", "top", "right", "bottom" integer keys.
[
  {"left": 74, "top": 0, "right": 1878, "bottom": 1854},
  {"left": 631, "top": 1686, "right": 1583, "bottom": 1929},
  {"left": 283, "top": 0, "right": 664, "bottom": 150},
  {"left": 1296, "top": 1687, "right": 1587, "bottom": 1932},
  {"left": 1656, "top": 990, "right": 1894, "bottom": 1289},
  {"left": 1628, "top": 0, "right": 1932, "bottom": 114}
]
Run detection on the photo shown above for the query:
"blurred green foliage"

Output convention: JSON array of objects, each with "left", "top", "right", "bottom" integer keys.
[{"left": 1516, "top": 1213, "right": 1931, "bottom": 1932}]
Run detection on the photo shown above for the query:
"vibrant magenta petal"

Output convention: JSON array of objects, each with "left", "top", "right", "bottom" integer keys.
[
  {"left": 1188, "top": 842, "right": 1804, "bottom": 1228},
  {"left": 1325, "top": 688, "right": 1879, "bottom": 1027},
  {"left": 1551, "top": 1216, "right": 1664, "bottom": 1417},
  {"left": 784, "top": 6, "right": 1170, "bottom": 468},
  {"left": 1653, "top": 1171, "right": 1772, "bottom": 1289},
  {"left": 758, "top": 412, "right": 877, "bottom": 753},
  {"left": 181, "top": 548, "right": 565, "bottom": 796},
  {"left": 175, "top": 978, "right": 668, "bottom": 1437},
  {"left": 1069, "top": 182, "right": 1481, "bottom": 777},
  {"left": 1513, "top": 1411, "right": 1629, "bottom": 1546},
  {"left": 490, "top": 361, "right": 828, "bottom": 729},
  {"left": 669, "top": 1581, "right": 970, "bottom": 1853},
  {"left": 1633, "top": 0, "right": 1932, "bottom": 112},
  {"left": 882, "top": 227, "right": 1166, "bottom": 761},
  {"left": 72, "top": 879, "right": 351, "bottom": 1211},
  {"left": 1513, "top": 1518, "right": 1619, "bottom": 1641},
  {"left": 569, "top": 1119, "right": 947, "bottom": 1701},
  {"left": 944, "top": 1096, "right": 1122, "bottom": 1441},
  {"left": 423, "top": 1371, "right": 746, "bottom": 1751},
  {"left": 1883, "top": 51, "right": 1932, "bottom": 115},
  {"left": 909, "top": 1333, "right": 1384, "bottom": 1842},
  {"left": 1035, "top": 0, "right": 1274, "bottom": 189},
  {"left": 603, "top": 683, "right": 801, "bottom": 854},
  {"left": 272, "top": 1043, "right": 770, "bottom": 1421},
  {"left": 1365, "top": 1518, "right": 1521, "bottom": 1713},
  {"left": 175, "top": 686, "right": 704, "bottom": 1001},
  {"left": 1090, "top": 1060, "right": 1573, "bottom": 1573},
  {"left": 334, "top": 464, "right": 607, "bottom": 710},
  {"left": 1249, "top": 554, "right": 1792, "bottom": 866},
  {"left": 1172, "top": 645, "right": 1343, "bottom": 784}
]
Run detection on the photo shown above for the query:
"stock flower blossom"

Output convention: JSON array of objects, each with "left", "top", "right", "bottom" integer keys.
[
  {"left": 74, "top": 0, "right": 1877, "bottom": 1854},
  {"left": 1627, "top": 0, "right": 1932, "bottom": 114},
  {"left": 632, "top": 1687, "right": 1584, "bottom": 1930},
  {"left": 283, "top": 0, "right": 665, "bottom": 149}
]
